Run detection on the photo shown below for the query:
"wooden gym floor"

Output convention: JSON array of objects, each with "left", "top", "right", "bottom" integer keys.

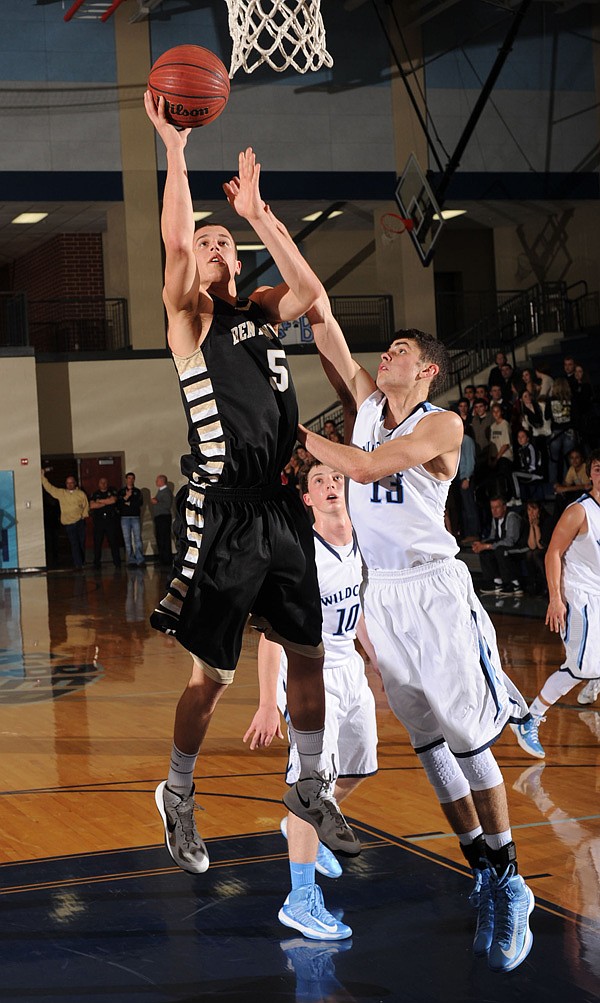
[{"left": 0, "top": 564, "right": 599, "bottom": 1002}]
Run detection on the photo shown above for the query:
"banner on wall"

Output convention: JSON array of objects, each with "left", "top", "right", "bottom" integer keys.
[
  {"left": 277, "top": 316, "right": 315, "bottom": 345},
  {"left": 0, "top": 471, "right": 18, "bottom": 570}
]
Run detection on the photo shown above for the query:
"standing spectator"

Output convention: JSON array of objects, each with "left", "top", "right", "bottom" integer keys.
[
  {"left": 562, "top": 356, "right": 578, "bottom": 394},
  {"left": 117, "top": 472, "right": 145, "bottom": 568},
  {"left": 488, "top": 384, "right": 512, "bottom": 421},
  {"left": 534, "top": 364, "right": 553, "bottom": 399},
  {"left": 500, "top": 362, "right": 521, "bottom": 402},
  {"left": 322, "top": 419, "right": 338, "bottom": 439},
  {"left": 457, "top": 430, "right": 480, "bottom": 543},
  {"left": 545, "top": 378, "right": 576, "bottom": 486},
  {"left": 472, "top": 496, "right": 523, "bottom": 596},
  {"left": 474, "top": 384, "right": 489, "bottom": 404},
  {"left": 41, "top": 469, "right": 89, "bottom": 569},
  {"left": 488, "top": 404, "right": 514, "bottom": 499},
  {"left": 571, "top": 364, "right": 593, "bottom": 443},
  {"left": 89, "top": 476, "right": 121, "bottom": 569},
  {"left": 519, "top": 389, "right": 551, "bottom": 478},
  {"left": 463, "top": 384, "right": 476, "bottom": 413},
  {"left": 455, "top": 397, "right": 471, "bottom": 429},
  {"left": 151, "top": 474, "right": 174, "bottom": 566},
  {"left": 511, "top": 429, "right": 543, "bottom": 502},
  {"left": 523, "top": 501, "right": 553, "bottom": 596},
  {"left": 487, "top": 351, "right": 507, "bottom": 390}
]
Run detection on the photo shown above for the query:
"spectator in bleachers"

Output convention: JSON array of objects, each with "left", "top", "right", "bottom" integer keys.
[
  {"left": 323, "top": 419, "right": 338, "bottom": 439},
  {"left": 519, "top": 389, "right": 551, "bottom": 476},
  {"left": 523, "top": 500, "right": 553, "bottom": 596},
  {"left": 455, "top": 397, "right": 471, "bottom": 429},
  {"left": 474, "top": 384, "right": 489, "bottom": 403},
  {"left": 553, "top": 447, "right": 591, "bottom": 516},
  {"left": 488, "top": 351, "right": 507, "bottom": 389},
  {"left": 488, "top": 403, "right": 514, "bottom": 498},
  {"left": 545, "top": 377, "right": 576, "bottom": 485},
  {"left": 463, "top": 384, "right": 476, "bottom": 414},
  {"left": 571, "top": 364, "right": 593, "bottom": 442},
  {"left": 511, "top": 428, "right": 543, "bottom": 502},
  {"left": 500, "top": 362, "right": 521, "bottom": 402},
  {"left": 472, "top": 496, "right": 523, "bottom": 596},
  {"left": 562, "top": 355, "right": 578, "bottom": 393},
  {"left": 456, "top": 430, "right": 480, "bottom": 543},
  {"left": 471, "top": 399, "right": 493, "bottom": 469},
  {"left": 534, "top": 363, "right": 553, "bottom": 399},
  {"left": 520, "top": 367, "right": 539, "bottom": 399},
  {"left": 488, "top": 383, "right": 512, "bottom": 421}
]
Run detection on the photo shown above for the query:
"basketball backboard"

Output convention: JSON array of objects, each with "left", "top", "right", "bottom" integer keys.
[{"left": 394, "top": 154, "right": 444, "bottom": 267}]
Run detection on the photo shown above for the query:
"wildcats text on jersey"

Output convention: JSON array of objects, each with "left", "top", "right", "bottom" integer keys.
[{"left": 321, "top": 584, "right": 361, "bottom": 607}]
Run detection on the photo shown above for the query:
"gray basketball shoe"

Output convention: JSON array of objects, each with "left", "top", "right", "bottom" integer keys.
[
  {"left": 283, "top": 770, "right": 361, "bottom": 857},
  {"left": 155, "top": 781, "right": 209, "bottom": 874}
]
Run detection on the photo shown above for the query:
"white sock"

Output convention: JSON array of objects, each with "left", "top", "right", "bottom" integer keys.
[
  {"left": 457, "top": 826, "right": 484, "bottom": 845},
  {"left": 167, "top": 742, "right": 198, "bottom": 796},
  {"left": 484, "top": 829, "right": 512, "bottom": 851},
  {"left": 290, "top": 727, "right": 325, "bottom": 780}
]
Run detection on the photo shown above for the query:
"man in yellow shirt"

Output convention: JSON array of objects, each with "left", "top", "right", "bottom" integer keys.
[{"left": 41, "top": 470, "right": 89, "bottom": 569}]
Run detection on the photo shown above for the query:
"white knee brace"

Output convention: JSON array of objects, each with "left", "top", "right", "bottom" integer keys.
[{"left": 417, "top": 743, "right": 471, "bottom": 804}]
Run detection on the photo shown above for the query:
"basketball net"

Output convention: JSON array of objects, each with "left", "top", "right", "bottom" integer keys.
[
  {"left": 380, "top": 212, "right": 413, "bottom": 247},
  {"left": 225, "top": 0, "right": 334, "bottom": 76}
]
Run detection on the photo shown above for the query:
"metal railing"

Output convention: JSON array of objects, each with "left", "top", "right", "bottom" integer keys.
[
  {"left": 329, "top": 295, "right": 394, "bottom": 351},
  {"left": 0, "top": 296, "right": 129, "bottom": 352}
]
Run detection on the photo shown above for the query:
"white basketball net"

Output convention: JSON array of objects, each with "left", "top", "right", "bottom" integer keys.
[{"left": 225, "top": 0, "right": 334, "bottom": 76}]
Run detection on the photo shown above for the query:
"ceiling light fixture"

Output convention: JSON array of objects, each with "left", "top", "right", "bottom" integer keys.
[
  {"left": 193, "top": 211, "right": 213, "bottom": 221},
  {"left": 237, "top": 243, "right": 266, "bottom": 251},
  {"left": 12, "top": 212, "right": 48, "bottom": 224},
  {"left": 301, "top": 210, "right": 344, "bottom": 222},
  {"left": 433, "top": 209, "right": 467, "bottom": 221}
]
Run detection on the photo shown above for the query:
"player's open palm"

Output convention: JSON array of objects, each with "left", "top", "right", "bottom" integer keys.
[{"left": 224, "top": 148, "right": 264, "bottom": 222}]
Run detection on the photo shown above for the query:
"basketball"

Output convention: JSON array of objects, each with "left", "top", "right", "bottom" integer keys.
[{"left": 148, "top": 45, "right": 230, "bottom": 129}]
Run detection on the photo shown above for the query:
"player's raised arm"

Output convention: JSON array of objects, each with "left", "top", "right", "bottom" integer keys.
[
  {"left": 307, "top": 293, "right": 376, "bottom": 414},
  {"left": 144, "top": 91, "right": 207, "bottom": 354},
  {"left": 223, "top": 148, "right": 321, "bottom": 321}
]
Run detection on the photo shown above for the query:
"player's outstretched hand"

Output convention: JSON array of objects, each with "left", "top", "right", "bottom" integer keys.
[
  {"left": 243, "top": 707, "right": 284, "bottom": 750},
  {"left": 223, "top": 148, "right": 265, "bottom": 222},
  {"left": 144, "top": 91, "right": 191, "bottom": 150}
]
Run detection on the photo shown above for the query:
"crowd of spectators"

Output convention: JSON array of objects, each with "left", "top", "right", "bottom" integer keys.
[{"left": 449, "top": 350, "right": 597, "bottom": 597}]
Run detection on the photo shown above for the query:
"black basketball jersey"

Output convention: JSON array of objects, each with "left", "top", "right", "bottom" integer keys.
[{"left": 172, "top": 295, "right": 298, "bottom": 488}]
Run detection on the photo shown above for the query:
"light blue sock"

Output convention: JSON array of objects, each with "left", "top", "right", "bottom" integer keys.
[{"left": 290, "top": 861, "right": 315, "bottom": 890}]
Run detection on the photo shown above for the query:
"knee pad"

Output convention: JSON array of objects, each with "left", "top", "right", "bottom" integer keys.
[
  {"left": 457, "top": 748, "right": 503, "bottom": 792},
  {"left": 417, "top": 743, "right": 471, "bottom": 805}
]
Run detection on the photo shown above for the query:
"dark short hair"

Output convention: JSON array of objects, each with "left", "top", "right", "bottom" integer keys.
[
  {"left": 394, "top": 329, "right": 449, "bottom": 395},
  {"left": 586, "top": 449, "right": 600, "bottom": 477},
  {"left": 299, "top": 458, "right": 327, "bottom": 495},
  {"left": 125, "top": 471, "right": 135, "bottom": 478},
  {"left": 464, "top": 384, "right": 476, "bottom": 392}
]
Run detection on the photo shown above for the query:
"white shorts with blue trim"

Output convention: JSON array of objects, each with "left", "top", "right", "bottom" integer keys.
[
  {"left": 362, "top": 558, "right": 528, "bottom": 757},
  {"left": 561, "top": 586, "right": 599, "bottom": 679},
  {"left": 279, "top": 648, "right": 378, "bottom": 784}
]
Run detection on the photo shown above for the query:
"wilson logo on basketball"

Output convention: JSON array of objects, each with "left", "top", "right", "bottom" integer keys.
[{"left": 166, "top": 102, "right": 210, "bottom": 119}]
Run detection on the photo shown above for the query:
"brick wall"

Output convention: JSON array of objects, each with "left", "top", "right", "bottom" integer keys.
[{"left": 13, "top": 235, "right": 107, "bottom": 351}]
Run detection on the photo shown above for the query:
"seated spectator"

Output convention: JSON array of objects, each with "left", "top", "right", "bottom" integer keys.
[
  {"left": 488, "top": 403, "right": 514, "bottom": 498},
  {"left": 523, "top": 500, "right": 553, "bottom": 596},
  {"left": 519, "top": 388, "right": 551, "bottom": 476},
  {"left": 562, "top": 355, "right": 577, "bottom": 393},
  {"left": 323, "top": 419, "right": 338, "bottom": 439},
  {"left": 512, "top": 428, "right": 543, "bottom": 502},
  {"left": 553, "top": 448, "right": 591, "bottom": 515},
  {"left": 545, "top": 377, "right": 576, "bottom": 485},
  {"left": 472, "top": 496, "right": 523, "bottom": 596},
  {"left": 327, "top": 430, "right": 343, "bottom": 443},
  {"left": 474, "top": 384, "right": 489, "bottom": 403}
]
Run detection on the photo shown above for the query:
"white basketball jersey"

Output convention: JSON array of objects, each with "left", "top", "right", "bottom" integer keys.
[
  {"left": 314, "top": 531, "right": 363, "bottom": 669},
  {"left": 563, "top": 494, "right": 600, "bottom": 595},
  {"left": 348, "top": 391, "right": 459, "bottom": 570}
]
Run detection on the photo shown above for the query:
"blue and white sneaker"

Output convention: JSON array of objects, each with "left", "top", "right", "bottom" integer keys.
[
  {"left": 488, "top": 865, "right": 534, "bottom": 973},
  {"left": 510, "top": 716, "right": 545, "bottom": 759},
  {"left": 278, "top": 884, "right": 352, "bottom": 941},
  {"left": 469, "top": 867, "right": 494, "bottom": 956},
  {"left": 280, "top": 816, "right": 343, "bottom": 879}
]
